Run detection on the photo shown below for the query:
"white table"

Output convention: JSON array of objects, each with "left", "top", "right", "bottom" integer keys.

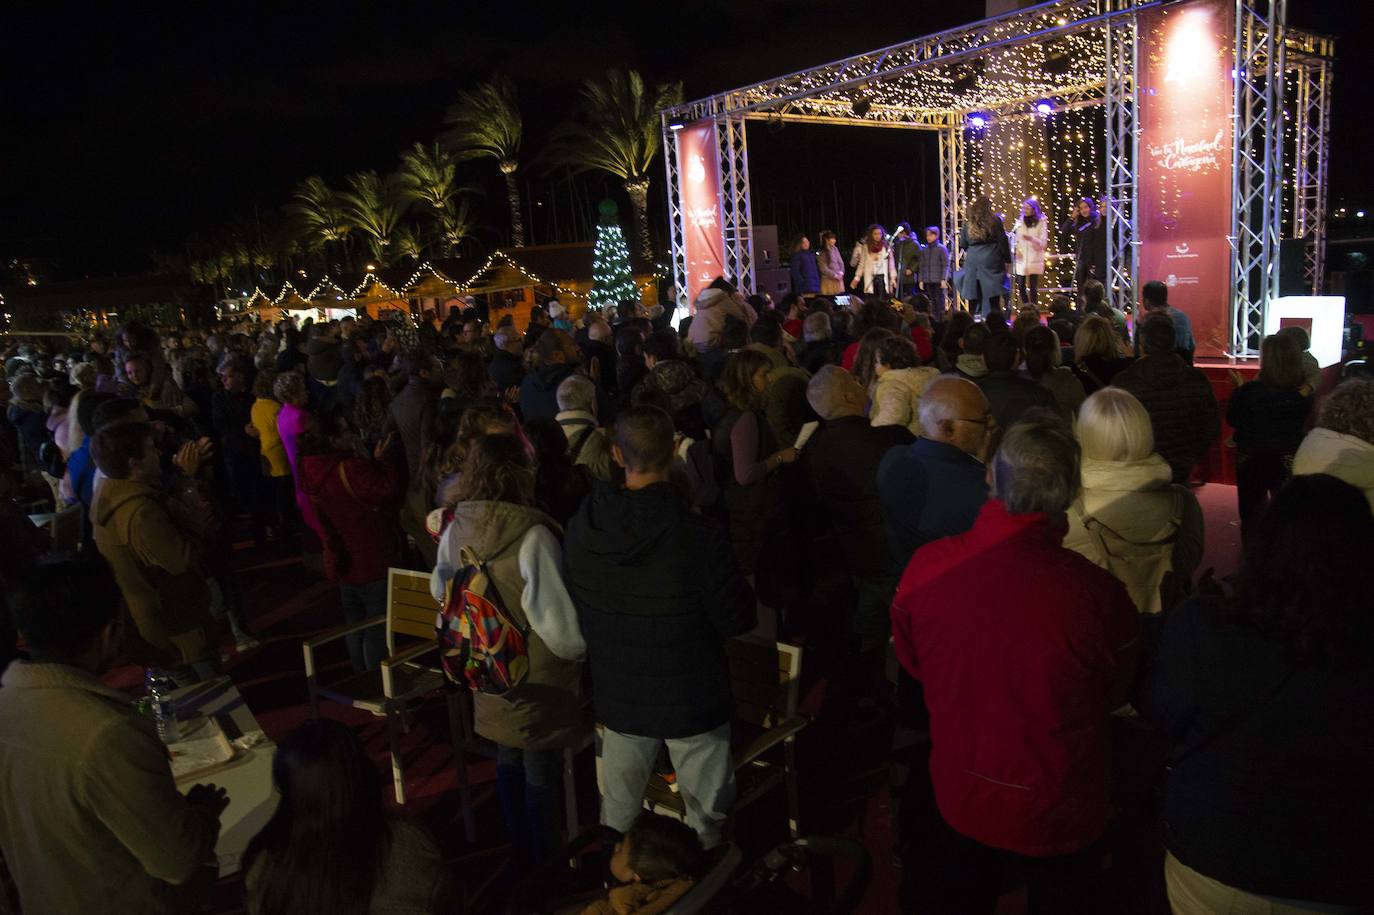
[{"left": 168, "top": 677, "right": 278, "bottom": 877}]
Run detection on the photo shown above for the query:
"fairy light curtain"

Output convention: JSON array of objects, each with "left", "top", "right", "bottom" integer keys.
[{"left": 961, "top": 105, "right": 1105, "bottom": 292}]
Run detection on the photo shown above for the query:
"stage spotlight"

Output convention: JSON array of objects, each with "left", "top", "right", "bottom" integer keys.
[
  {"left": 852, "top": 97, "right": 873, "bottom": 117},
  {"left": 968, "top": 113, "right": 988, "bottom": 129},
  {"left": 1035, "top": 100, "right": 1054, "bottom": 116},
  {"left": 952, "top": 70, "right": 978, "bottom": 94},
  {"left": 667, "top": 115, "right": 686, "bottom": 131}
]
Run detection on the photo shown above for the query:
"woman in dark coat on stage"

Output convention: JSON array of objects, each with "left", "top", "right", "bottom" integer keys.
[
  {"left": 1061, "top": 197, "right": 1108, "bottom": 293},
  {"left": 789, "top": 235, "right": 821, "bottom": 295},
  {"left": 954, "top": 196, "right": 1011, "bottom": 318}
]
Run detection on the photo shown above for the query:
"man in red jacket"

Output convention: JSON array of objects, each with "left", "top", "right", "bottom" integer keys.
[{"left": 892, "top": 413, "right": 1140, "bottom": 914}]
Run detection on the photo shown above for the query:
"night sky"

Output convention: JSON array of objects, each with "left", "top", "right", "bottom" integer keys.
[{"left": 3, "top": 1, "right": 1365, "bottom": 281}]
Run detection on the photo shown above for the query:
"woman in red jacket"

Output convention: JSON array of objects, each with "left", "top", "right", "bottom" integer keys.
[{"left": 298, "top": 423, "right": 401, "bottom": 672}]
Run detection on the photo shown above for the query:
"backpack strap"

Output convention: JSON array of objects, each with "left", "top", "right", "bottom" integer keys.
[{"left": 568, "top": 425, "right": 595, "bottom": 464}]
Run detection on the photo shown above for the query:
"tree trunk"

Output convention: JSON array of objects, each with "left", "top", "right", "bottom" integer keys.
[
  {"left": 625, "top": 178, "right": 652, "bottom": 264},
  {"left": 502, "top": 164, "right": 525, "bottom": 247}
]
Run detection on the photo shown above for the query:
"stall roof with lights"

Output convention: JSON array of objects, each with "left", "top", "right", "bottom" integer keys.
[{"left": 659, "top": 0, "right": 1334, "bottom": 356}]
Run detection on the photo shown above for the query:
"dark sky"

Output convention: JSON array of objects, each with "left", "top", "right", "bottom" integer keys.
[{"left": 3, "top": 1, "right": 1364, "bottom": 280}]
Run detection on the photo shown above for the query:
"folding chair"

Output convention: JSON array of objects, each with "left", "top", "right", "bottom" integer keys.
[
  {"left": 302, "top": 568, "right": 475, "bottom": 839},
  {"left": 639, "top": 639, "right": 808, "bottom": 839}
]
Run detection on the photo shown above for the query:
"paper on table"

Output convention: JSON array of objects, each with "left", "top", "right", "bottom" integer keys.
[{"left": 794, "top": 421, "right": 819, "bottom": 450}]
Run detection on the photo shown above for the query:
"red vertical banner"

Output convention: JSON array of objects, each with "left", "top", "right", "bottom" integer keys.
[
  {"left": 1137, "top": 0, "right": 1235, "bottom": 358},
  {"left": 676, "top": 119, "right": 727, "bottom": 309}
]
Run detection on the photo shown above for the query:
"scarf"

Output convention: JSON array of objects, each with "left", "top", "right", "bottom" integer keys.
[{"left": 867, "top": 238, "right": 886, "bottom": 254}]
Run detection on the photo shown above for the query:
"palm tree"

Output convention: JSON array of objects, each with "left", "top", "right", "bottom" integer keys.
[
  {"left": 341, "top": 170, "right": 407, "bottom": 265},
  {"left": 442, "top": 75, "right": 525, "bottom": 247},
  {"left": 392, "top": 224, "right": 425, "bottom": 263},
  {"left": 546, "top": 69, "right": 683, "bottom": 262},
  {"left": 286, "top": 176, "right": 353, "bottom": 270},
  {"left": 437, "top": 198, "right": 477, "bottom": 257},
  {"left": 398, "top": 142, "right": 481, "bottom": 257}
]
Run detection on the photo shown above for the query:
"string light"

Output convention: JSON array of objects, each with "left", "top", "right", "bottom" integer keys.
[{"left": 587, "top": 223, "right": 640, "bottom": 310}]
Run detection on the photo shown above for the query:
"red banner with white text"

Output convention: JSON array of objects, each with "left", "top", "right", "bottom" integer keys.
[
  {"left": 1137, "top": 0, "right": 1235, "bottom": 358},
  {"left": 676, "top": 120, "right": 728, "bottom": 309}
]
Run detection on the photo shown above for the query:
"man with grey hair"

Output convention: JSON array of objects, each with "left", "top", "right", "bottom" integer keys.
[
  {"left": 797, "top": 310, "right": 841, "bottom": 374},
  {"left": 801, "top": 366, "right": 912, "bottom": 704},
  {"left": 555, "top": 374, "right": 613, "bottom": 481},
  {"left": 891, "top": 413, "right": 1140, "bottom": 912},
  {"left": 488, "top": 324, "right": 525, "bottom": 394}
]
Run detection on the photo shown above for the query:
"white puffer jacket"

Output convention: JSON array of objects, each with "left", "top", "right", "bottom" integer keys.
[{"left": 1292, "top": 427, "right": 1374, "bottom": 511}]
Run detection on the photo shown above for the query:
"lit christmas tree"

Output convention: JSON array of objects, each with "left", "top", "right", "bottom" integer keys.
[{"left": 588, "top": 199, "right": 639, "bottom": 311}]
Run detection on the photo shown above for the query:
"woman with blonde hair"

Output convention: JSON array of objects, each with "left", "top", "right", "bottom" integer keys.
[
  {"left": 1070, "top": 314, "right": 1133, "bottom": 394},
  {"left": 1064, "top": 387, "right": 1203, "bottom": 615},
  {"left": 954, "top": 196, "right": 1011, "bottom": 317}
]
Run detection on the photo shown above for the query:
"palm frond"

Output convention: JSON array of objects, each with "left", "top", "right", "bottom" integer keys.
[
  {"left": 441, "top": 74, "right": 522, "bottom": 168},
  {"left": 340, "top": 170, "right": 408, "bottom": 261},
  {"left": 544, "top": 70, "right": 684, "bottom": 181}
]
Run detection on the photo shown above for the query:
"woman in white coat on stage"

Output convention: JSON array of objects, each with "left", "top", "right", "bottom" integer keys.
[{"left": 1012, "top": 198, "right": 1049, "bottom": 307}]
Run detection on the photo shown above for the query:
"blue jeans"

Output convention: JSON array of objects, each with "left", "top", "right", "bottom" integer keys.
[
  {"left": 496, "top": 744, "right": 565, "bottom": 862},
  {"left": 338, "top": 580, "right": 387, "bottom": 672}
]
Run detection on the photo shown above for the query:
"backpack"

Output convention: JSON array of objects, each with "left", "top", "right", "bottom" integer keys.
[
  {"left": 435, "top": 544, "right": 531, "bottom": 696},
  {"left": 1076, "top": 488, "right": 1187, "bottom": 616}
]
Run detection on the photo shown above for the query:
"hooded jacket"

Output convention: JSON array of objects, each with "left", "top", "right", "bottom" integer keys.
[
  {"left": 1064, "top": 454, "right": 1204, "bottom": 615},
  {"left": 686, "top": 288, "right": 750, "bottom": 353},
  {"left": 298, "top": 450, "right": 400, "bottom": 585},
  {"left": 870, "top": 366, "right": 941, "bottom": 436},
  {"left": 632, "top": 359, "right": 707, "bottom": 431},
  {"left": 1292, "top": 427, "right": 1374, "bottom": 511},
  {"left": 564, "top": 482, "right": 756, "bottom": 739},
  {"left": 977, "top": 369, "right": 1059, "bottom": 431},
  {"left": 892, "top": 500, "right": 1140, "bottom": 857},
  {"left": 520, "top": 362, "right": 580, "bottom": 423},
  {"left": 1114, "top": 354, "right": 1220, "bottom": 483},
  {"left": 91, "top": 476, "right": 215, "bottom": 666},
  {"left": 431, "top": 501, "right": 587, "bottom": 750}
]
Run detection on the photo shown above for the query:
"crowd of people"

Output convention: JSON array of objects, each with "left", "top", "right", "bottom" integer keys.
[{"left": 1, "top": 269, "right": 1372, "bottom": 914}]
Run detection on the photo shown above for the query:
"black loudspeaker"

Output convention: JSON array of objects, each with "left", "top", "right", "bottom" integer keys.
[{"left": 1279, "top": 238, "right": 1308, "bottom": 296}]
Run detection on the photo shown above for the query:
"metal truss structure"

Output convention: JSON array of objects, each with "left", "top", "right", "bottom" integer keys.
[
  {"left": 1230, "top": 0, "right": 1286, "bottom": 355},
  {"left": 1285, "top": 30, "right": 1334, "bottom": 297},
  {"left": 1103, "top": 6, "right": 1139, "bottom": 314},
  {"left": 661, "top": 0, "right": 1332, "bottom": 344}
]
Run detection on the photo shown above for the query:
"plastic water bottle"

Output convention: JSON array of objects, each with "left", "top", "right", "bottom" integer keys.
[{"left": 144, "top": 668, "right": 181, "bottom": 744}]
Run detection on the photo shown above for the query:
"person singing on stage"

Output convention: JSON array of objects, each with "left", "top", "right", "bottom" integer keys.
[
  {"left": 892, "top": 222, "right": 921, "bottom": 299},
  {"left": 954, "top": 197, "right": 1011, "bottom": 318},
  {"left": 1012, "top": 198, "right": 1048, "bottom": 307},
  {"left": 1061, "top": 197, "right": 1107, "bottom": 294},
  {"left": 818, "top": 231, "right": 846, "bottom": 296},
  {"left": 850, "top": 225, "right": 896, "bottom": 299}
]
